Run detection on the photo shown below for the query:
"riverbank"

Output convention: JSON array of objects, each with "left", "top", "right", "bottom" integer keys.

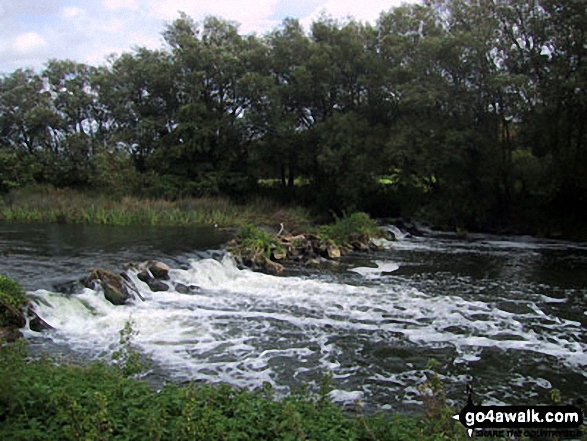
[{"left": 0, "top": 186, "right": 314, "bottom": 231}]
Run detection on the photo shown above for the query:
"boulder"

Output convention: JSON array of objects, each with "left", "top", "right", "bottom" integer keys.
[
  {"left": 0, "top": 326, "right": 22, "bottom": 342},
  {"left": 305, "top": 258, "right": 322, "bottom": 268},
  {"left": 135, "top": 268, "right": 168, "bottom": 292},
  {"left": 351, "top": 240, "right": 369, "bottom": 251},
  {"left": 264, "top": 258, "right": 284, "bottom": 274},
  {"left": 84, "top": 269, "right": 134, "bottom": 305},
  {"left": 149, "top": 261, "right": 170, "bottom": 280},
  {"left": 175, "top": 283, "right": 190, "bottom": 294},
  {"left": 272, "top": 249, "right": 287, "bottom": 260},
  {"left": 147, "top": 279, "right": 169, "bottom": 292},
  {"left": 53, "top": 280, "right": 83, "bottom": 295},
  {"left": 25, "top": 302, "right": 52, "bottom": 332},
  {"left": 1, "top": 301, "right": 26, "bottom": 328},
  {"left": 326, "top": 244, "right": 341, "bottom": 259},
  {"left": 137, "top": 270, "right": 152, "bottom": 284}
]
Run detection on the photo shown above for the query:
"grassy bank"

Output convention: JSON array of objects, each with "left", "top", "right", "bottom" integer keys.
[{"left": 0, "top": 186, "right": 313, "bottom": 230}]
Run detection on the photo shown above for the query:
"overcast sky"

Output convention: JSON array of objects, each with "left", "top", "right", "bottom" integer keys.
[{"left": 0, "top": 0, "right": 419, "bottom": 74}]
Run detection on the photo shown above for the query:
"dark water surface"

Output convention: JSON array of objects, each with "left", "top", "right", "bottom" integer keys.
[
  {"left": 0, "top": 222, "right": 228, "bottom": 290},
  {"left": 1, "top": 222, "right": 586, "bottom": 413}
]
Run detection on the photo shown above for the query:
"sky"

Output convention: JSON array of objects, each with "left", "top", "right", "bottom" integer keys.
[{"left": 0, "top": 0, "right": 418, "bottom": 74}]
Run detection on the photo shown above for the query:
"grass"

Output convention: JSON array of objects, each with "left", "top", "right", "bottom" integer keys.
[
  {"left": 318, "top": 212, "right": 383, "bottom": 247},
  {"left": 0, "top": 186, "right": 313, "bottom": 230}
]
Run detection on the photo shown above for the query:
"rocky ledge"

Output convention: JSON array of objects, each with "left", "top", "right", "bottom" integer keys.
[{"left": 230, "top": 229, "right": 384, "bottom": 274}]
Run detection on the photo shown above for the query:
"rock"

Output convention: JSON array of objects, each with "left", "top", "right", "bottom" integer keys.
[
  {"left": 149, "top": 261, "right": 170, "bottom": 280},
  {"left": 455, "top": 227, "right": 468, "bottom": 239},
  {"left": 29, "top": 315, "right": 51, "bottom": 332},
  {"left": 0, "top": 326, "right": 22, "bottom": 342},
  {"left": 137, "top": 270, "right": 152, "bottom": 284},
  {"left": 368, "top": 240, "right": 383, "bottom": 251},
  {"left": 25, "top": 302, "right": 52, "bottom": 332},
  {"left": 53, "top": 280, "right": 83, "bottom": 295},
  {"left": 305, "top": 258, "right": 321, "bottom": 268},
  {"left": 264, "top": 258, "right": 284, "bottom": 274},
  {"left": 326, "top": 244, "right": 341, "bottom": 259},
  {"left": 84, "top": 269, "right": 133, "bottom": 305},
  {"left": 351, "top": 240, "right": 369, "bottom": 251},
  {"left": 147, "top": 279, "right": 169, "bottom": 292},
  {"left": 1, "top": 302, "right": 26, "bottom": 328},
  {"left": 175, "top": 283, "right": 189, "bottom": 294},
  {"left": 272, "top": 249, "right": 287, "bottom": 260}
]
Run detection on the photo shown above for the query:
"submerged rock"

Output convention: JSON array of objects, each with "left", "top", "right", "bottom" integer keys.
[
  {"left": 147, "top": 279, "right": 169, "bottom": 292},
  {"left": 175, "top": 283, "right": 190, "bottom": 294},
  {"left": 52, "top": 280, "right": 84, "bottom": 295}
]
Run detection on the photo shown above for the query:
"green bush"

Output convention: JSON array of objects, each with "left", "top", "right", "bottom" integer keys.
[
  {"left": 0, "top": 274, "right": 27, "bottom": 328},
  {"left": 232, "top": 224, "right": 282, "bottom": 261},
  {"left": 319, "top": 212, "right": 381, "bottom": 247}
]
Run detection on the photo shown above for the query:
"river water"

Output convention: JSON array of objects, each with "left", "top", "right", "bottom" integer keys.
[{"left": 1, "top": 223, "right": 586, "bottom": 412}]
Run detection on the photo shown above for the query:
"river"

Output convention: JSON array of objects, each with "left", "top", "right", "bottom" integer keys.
[{"left": 1, "top": 222, "right": 586, "bottom": 412}]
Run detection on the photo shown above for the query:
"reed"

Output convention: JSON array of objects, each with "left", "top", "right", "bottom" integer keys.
[{"left": 0, "top": 187, "right": 313, "bottom": 229}]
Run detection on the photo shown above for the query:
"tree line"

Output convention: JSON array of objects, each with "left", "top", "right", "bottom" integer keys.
[{"left": 0, "top": 0, "right": 585, "bottom": 235}]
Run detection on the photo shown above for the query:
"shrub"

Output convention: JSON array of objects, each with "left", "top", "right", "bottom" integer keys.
[
  {"left": 232, "top": 224, "right": 282, "bottom": 261},
  {"left": 0, "top": 274, "right": 27, "bottom": 328},
  {"left": 319, "top": 212, "right": 381, "bottom": 247}
]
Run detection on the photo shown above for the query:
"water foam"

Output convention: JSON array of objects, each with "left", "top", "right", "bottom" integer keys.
[{"left": 27, "top": 253, "right": 587, "bottom": 408}]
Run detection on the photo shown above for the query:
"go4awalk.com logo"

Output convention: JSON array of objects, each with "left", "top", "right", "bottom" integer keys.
[{"left": 453, "top": 390, "right": 584, "bottom": 438}]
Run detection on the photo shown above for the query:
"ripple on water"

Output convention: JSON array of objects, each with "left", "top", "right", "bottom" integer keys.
[{"left": 20, "top": 229, "right": 587, "bottom": 410}]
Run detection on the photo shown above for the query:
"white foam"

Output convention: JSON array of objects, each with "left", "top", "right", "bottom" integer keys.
[
  {"left": 328, "top": 389, "right": 364, "bottom": 404},
  {"left": 26, "top": 255, "right": 587, "bottom": 404},
  {"left": 385, "top": 225, "right": 408, "bottom": 241},
  {"left": 349, "top": 261, "right": 399, "bottom": 278}
]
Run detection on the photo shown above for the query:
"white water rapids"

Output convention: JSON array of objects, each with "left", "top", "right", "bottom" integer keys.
[{"left": 23, "top": 230, "right": 587, "bottom": 409}]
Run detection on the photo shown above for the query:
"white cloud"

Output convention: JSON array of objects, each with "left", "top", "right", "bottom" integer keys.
[
  {"left": 0, "top": 0, "right": 421, "bottom": 73},
  {"left": 148, "top": 0, "right": 279, "bottom": 34},
  {"left": 105, "top": 0, "right": 139, "bottom": 11},
  {"left": 14, "top": 32, "right": 47, "bottom": 53},
  {"left": 301, "top": 0, "right": 415, "bottom": 30},
  {"left": 61, "top": 7, "right": 84, "bottom": 19}
]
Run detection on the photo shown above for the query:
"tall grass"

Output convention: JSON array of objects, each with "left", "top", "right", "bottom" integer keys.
[{"left": 0, "top": 187, "right": 313, "bottom": 229}]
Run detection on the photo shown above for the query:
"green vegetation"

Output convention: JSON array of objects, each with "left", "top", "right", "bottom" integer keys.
[
  {"left": 0, "top": 274, "right": 27, "bottom": 328},
  {"left": 0, "top": 186, "right": 313, "bottom": 228},
  {"left": 0, "top": 337, "right": 473, "bottom": 441},
  {"left": 0, "top": 0, "right": 585, "bottom": 238},
  {"left": 319, "top": 213, "right": 382, "bottom": 248},
  {"left": 233, "top": 224, "right": 283, "bottom": 261}
]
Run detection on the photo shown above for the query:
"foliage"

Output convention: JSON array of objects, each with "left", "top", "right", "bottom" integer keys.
[
  {"left": 0, "top": 274, "right": 27, "bottom": 328},
  {"left": 0, "top": 186, "right": 314, "bottom": 228},
  {"left": 417, "top": 358, "right": 466, "bottom": 440},
  {"left": 111, "top": 319, "right": 148, "bottom": 378},
  {"left": 1, "top": 1, "right": 586, "bottom": 238},
  {"left": 232, "top": 224, "right": 282, "bottom": 261},
  {"left": 319, "top": 212, "right": 381, "bottom": 247},
  {"left": 0, "top": 337, "right": 489, "bottom": 441}
]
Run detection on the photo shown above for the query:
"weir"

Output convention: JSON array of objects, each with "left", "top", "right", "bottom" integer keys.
[{"left": 3, "top": 223, "right": 586, "bottom": 411}]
